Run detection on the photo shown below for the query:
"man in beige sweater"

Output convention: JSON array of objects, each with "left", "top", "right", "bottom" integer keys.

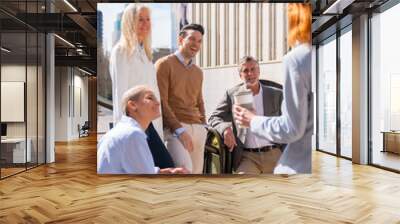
[{"left": 155, "top": 24, "right": 206, "bottom": 174}]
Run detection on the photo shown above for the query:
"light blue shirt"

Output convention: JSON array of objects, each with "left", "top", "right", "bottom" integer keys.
[
  {"left": 250, "top": 43, "right": 313, "bottom": 174},
  {"left": 174, "top": 50, "right": 194, "bottom": 67},
  {"left": 97, "top": 115, "right": 160, "bottom": 174}
]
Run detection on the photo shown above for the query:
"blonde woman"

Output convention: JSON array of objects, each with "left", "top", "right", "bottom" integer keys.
[
  {"left": 109, "top": 4, "right": 174, "bottom": 168},
  {"left": 234, "top": 3, "right": 313, "bottom": 174}
]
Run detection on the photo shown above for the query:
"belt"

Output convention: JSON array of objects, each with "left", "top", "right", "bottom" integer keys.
[{"left": 243, "top": 144, "right": 280, "bottom": 153}]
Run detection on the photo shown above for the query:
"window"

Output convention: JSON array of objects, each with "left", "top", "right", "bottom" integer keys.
[
  {"left": 339, "top": 27, "right": 352, "bottom": 158},
  {"left": 0, "top": 1, "right": 46, "bottom": 179},
  {"left": 370, "top": 3, "right": 400, "bottom": 171},
  {"left": 317, "top": 35, "right": 337, "bottom": 155}
]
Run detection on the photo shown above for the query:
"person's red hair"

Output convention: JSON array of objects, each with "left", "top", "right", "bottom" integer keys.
[{"left": 288, "top": 3, "right": 311, "bottom": 47}]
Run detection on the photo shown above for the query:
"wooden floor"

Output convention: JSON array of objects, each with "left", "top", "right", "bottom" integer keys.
[
  {"left": 372, "top": 150, "right": 400, "bottom": 171},
  {"left": 0, "top": 167, "right": 26, "bottom": 177},
  {"left": 1, "top": 135, "right": 400, "bottom": 223}
]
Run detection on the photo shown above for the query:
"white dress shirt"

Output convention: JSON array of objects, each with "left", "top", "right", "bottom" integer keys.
[
  {"left": 244, "top": 86, "right": 274, "bottom": 148},
  {"left": 109, "top": 44, "right": 164, "bottom": 140},
  {"left": 97, "top": 115, "right": 159, "bottom": 174},
  {"left": 250, "top": 43, "right": 313, "bottom": 174}
]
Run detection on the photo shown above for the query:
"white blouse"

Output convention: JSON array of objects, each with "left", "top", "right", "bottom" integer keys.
[{"left": 109, "top": 43, "right": 164, "bottom": 140}]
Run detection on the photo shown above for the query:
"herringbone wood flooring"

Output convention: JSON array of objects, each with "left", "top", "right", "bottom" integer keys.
[{"left": 1, "top": 135, "right": 400, "bottom": 223}]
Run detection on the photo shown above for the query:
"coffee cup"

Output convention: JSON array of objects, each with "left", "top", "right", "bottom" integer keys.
[
  {"left": 233, "top": 90, "right": 254, "bottom": 128},
  {"left": 234, "top": 90, "right": 254, "bottom": 111}
]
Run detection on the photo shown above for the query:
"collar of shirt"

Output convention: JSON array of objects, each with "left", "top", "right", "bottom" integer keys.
[
  {"left": 120, "top": 115, "right": 148, "bottom": 138},
  {"left": 136, "top": 43, "right": 147, "bottom": 62},
  {"left": 254, "top": 82, "right": 262, "bottom": 97},
  {"left": 174, "top": 51, "right": 193, "bottom": 67},
  {"left": 138, "top": 44, "right": 145, "bottom": 53}
]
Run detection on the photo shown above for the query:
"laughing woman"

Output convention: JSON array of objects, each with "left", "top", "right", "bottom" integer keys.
[{"left": 109, "top": 4, "right": 174, "bottom": 168}]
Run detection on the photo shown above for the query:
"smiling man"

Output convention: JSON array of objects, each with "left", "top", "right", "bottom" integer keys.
[
  {"left": 208, "top": 56, "right": 284, "bottom": 174},
  {"left": 155, "top": 24, "right": 207, "bottom": 174}
]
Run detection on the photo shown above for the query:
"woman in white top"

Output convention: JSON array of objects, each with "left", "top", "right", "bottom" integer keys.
[{"left": 109, "top": 4, "right": 174, "bottom": 168}]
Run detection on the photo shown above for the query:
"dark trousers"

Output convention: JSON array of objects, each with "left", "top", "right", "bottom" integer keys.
[{"left": 146, "top": 123, "right": 175, "bottom": 168}]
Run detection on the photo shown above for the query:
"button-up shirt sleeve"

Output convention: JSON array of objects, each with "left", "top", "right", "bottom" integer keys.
[
  {"left": 120, "top": 131, "right": 158, "bottom": 174},
  {"left": 97, "top": 116, "right": 159, "bottom": 174},
  {"left": 250, "top": 54, "right": 308, "bottom": 144}
]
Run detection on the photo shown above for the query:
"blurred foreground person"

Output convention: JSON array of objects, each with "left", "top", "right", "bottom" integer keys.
[{"left": 234, "top": 3, "right": 313, "bottom": 174}]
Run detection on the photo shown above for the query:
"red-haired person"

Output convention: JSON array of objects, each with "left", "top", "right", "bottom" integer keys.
[{"left": 234, "top": 3, "right": 313, "bottom": 174}]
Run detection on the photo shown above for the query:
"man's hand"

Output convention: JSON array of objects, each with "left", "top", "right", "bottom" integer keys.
[
  {"left": 223, "top": 127, "right": 237, "bottom": 151},
  {"left": 178, "top": 131, "right": 194, "bottom": 152},
  {"left": 159, "top": 167, "right": 190, "bottom": 174},
  {"left": 233, "top": 104, "right": 256, "bottom": 128}
]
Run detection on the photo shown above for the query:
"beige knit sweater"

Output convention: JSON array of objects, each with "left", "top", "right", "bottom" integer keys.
[{"left": 155, "top": 54, "right": 206, "bottom": 132}]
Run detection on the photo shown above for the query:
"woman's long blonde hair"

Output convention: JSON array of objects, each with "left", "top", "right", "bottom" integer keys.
[
  {"left": 287, "top": 3, "right": 311, "bottom": 48},
  {"left": 119, "top": 4, "right": 153, "bottom": 61}
]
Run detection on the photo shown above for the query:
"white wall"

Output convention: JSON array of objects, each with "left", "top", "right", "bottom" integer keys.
[
  {"left": 1, "top": 65, "right": 39, "bottom": 138},
  {"left": 54, "top": 67, "right": 89, "bottom": 141},
  {"left": 1, "top": 66, "right": 26, "bottom": 135},
  {"left": 187, "top": 3, "right": 288, "bottom": 68},
  {"left": 1, "top": 63, "right": 46, "bottom": 163},
  {"left": 72, "top": 74, "right": 89, "bottom": 138},
  {"left": 55, "top": 66, "right": 68, "bottom": 141}
]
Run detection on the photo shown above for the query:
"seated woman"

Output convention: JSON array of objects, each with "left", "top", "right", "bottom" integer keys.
[{"left": 97, "top": 85, "right": 187, "bottom": 174}]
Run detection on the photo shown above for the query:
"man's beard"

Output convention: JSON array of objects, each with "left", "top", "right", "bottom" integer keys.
[{"left": 244, "top": 80, "right": 257, "bottom": 89}]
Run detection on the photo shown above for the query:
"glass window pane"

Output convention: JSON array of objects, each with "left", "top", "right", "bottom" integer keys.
[
  {"left": 318, "top": 36, "right": 337, "bottom": 154},
  {"left": 1, "top": 31, "right": 27, "bottom": 177},
  {"left": 371, "top": 3, "right": 400, "bottom": 171},
  {"left": 340, "top": 28, "right": 352, "bottom": 158},
  {"left": 0, "top": 1, "right": 46, "bottom": 179}
]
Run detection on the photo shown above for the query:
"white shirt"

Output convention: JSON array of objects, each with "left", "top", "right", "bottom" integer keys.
[
  {"left": 97, "top": 115, "right": 160, "bottom": 174},
  {"left": 109, "top": 44, "right": 164, "bottom": 140},
  {"left": 244, "top": 86, "right": 274, "bottom": 148}
]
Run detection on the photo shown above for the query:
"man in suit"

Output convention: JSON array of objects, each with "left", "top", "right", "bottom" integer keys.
[{"left": 208, "top": 56, "right": 283, "bottom": 174}]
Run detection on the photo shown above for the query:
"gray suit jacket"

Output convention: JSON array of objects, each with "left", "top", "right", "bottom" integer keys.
[{"left": 208, "top": 82, "right": 283, "bottom": 170}]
